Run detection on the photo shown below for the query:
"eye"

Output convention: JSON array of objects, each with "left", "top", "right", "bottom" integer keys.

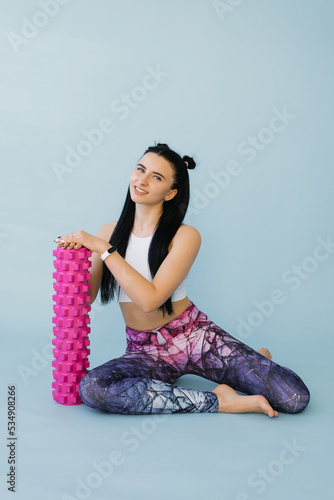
[
  {"left": 154, "top": 175, "right": 162, "bottom": 181},
  {"left": 137, "top": 166, "right": 144, "bottom": 172}
]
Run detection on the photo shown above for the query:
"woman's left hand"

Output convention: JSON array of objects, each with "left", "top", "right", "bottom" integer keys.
[{"left": 55, "top": 230, "right": 109, "bottom": 255}]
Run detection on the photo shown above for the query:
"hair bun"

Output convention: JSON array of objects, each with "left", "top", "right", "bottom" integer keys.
[{"left": 182, "top": 155, "right": 196, "bottom": 170}]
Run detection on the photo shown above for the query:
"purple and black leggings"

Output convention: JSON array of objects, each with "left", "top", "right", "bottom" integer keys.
[{"left": 78, "top": 301, "right": 310, "bottom": 415}]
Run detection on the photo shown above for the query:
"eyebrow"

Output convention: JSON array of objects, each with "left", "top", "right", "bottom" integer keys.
[{"left": 137, "top": 163, "right": 165, "bottom": 180}]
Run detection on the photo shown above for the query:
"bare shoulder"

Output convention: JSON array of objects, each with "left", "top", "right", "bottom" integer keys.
[
  {"left": 169, "top": 224, "right": 201, "bottom": 251},
  {"left": 96, "top": 220, "right": 118, "bottom": 239},
  {"left": 177, "top": 224, "right": 201, "bottom": 239}
]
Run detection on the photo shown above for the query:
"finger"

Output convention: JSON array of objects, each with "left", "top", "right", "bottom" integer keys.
[
  {"left": 60, "top": 240, "right": 71, "bottom": 248},
  {"left": 55, "top": 233, "right": 76, "bottom": 243},
  {"left": 55, "top": 236, "right": 68, "bottom": 243}
]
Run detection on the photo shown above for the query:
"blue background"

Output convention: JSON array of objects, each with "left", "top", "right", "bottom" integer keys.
[{"left": 1, "top": 1, "right": 333, "bottom": 499}]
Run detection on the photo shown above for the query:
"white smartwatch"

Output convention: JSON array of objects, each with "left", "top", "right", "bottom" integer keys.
[{"left": 101, "top": 246, "right": 118, "bottom": 261}]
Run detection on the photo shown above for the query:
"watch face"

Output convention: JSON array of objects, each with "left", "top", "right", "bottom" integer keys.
[{"left": 107, "top": 247, "right": 114, "bottom": 253}]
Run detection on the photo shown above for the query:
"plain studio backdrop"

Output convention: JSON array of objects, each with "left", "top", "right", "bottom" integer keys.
[{"left": 0, "top": 1, "right": 333, "bottom": 499}]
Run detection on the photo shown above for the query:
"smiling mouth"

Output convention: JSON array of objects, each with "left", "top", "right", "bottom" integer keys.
[{"left": 134, "top": 186, "right": 148, "bottom": 194}]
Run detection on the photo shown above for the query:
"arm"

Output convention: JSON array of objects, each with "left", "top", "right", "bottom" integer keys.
[
  {"left": 102, "top": 225, "right": 201, "bottom": 313},
  {"left": 56, "top": 225, "right": 201, "bottom": 313}
]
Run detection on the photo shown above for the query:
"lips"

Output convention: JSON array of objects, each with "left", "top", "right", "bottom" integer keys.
[{"left": 134, "top": 186, "right": 148, "bottom": 194}]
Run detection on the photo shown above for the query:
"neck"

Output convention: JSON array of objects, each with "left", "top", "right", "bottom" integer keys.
[{"left": 133, "top": 203, "right": 163, "bottom": 233}]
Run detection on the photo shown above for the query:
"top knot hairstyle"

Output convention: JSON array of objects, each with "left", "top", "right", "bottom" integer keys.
[
  {"left": 182, "top": 155, "right": 196, "bottom": 170},
  {"left": 99, "top": 142, "right": 197, "bottom": 316}
]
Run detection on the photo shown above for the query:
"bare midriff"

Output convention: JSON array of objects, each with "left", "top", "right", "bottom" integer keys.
[{"left": 119, "top": 296, "right": 190, "bottom": 331}]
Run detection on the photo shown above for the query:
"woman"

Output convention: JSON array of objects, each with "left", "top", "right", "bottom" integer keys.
[{"left": 55, "top": 143, "right": 310, "bottom": 417}]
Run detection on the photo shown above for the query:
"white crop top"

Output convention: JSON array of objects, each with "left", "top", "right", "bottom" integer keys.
[{"left": 116, "top": 232, "right": 188, "bottom": 303}]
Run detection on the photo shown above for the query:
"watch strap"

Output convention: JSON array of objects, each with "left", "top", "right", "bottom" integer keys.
[{"left": 101, "top": 246, "right": 117, "bottom": 261}]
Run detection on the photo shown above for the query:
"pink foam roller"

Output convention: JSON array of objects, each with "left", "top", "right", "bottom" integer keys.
[{"left": 52, "top": 247, "right": 92, "bottom": 405}]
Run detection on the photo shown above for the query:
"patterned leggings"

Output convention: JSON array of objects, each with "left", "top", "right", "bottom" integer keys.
[{"left": 78, "top": 301, "right": 310, "bottom": 415}]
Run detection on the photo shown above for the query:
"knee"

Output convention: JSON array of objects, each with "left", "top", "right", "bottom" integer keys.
[
  {"left": 78, "top": 370, "right": 129, "bottom": 413},
  {"left": 269, "top": 364, "right": 310, "bottom": 414},
  {"left": 78, "top": 370, "right": 101, "bottom": 410},
  {"left": 281, "top": 382, "right": 311, "bottom": 414},
  {"left": 292, "top": 384, "right": 310, "bottom": 414}
]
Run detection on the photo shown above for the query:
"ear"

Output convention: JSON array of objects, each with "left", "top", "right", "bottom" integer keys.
[{"left": 164, "top": 189, "right": 177, "bottom": 202}]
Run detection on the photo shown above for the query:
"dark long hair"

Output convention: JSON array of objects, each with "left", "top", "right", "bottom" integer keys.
[{"left": 99, "top": 142, "right": 196, "bottom": 316}]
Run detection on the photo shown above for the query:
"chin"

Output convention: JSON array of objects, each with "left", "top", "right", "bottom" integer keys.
[{"left": 130, "top": 190, "right": 146, "bottom": 203}]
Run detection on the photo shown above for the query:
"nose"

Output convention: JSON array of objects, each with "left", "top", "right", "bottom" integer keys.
[{"left": 138, "top": 173, "right": 149, "bottom": 185}]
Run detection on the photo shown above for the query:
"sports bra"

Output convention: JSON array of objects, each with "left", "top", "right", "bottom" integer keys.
[{"left": 116, "top": 232, "right": 188, "bottom": 303}]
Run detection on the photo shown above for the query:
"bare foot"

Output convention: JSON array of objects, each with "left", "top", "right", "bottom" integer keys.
[
  {"left": 212, "top": 384, "right": 278, "bottom": 418},
  {"left": 257, "top": 347, "right": 272, "bottom": 360}
]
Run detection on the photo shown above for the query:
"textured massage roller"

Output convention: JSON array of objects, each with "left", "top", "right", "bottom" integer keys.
[{"left": 52, "top": 246, "right": 92, "bottom": 404}]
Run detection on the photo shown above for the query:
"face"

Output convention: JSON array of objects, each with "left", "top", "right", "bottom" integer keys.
[{"left": 130, "top": 152, "right": 178, "bottom": 205}]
